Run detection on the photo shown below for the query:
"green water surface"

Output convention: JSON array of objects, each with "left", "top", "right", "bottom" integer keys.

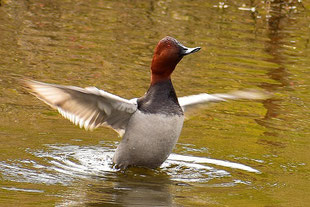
[{"left": 0, "top": 0, "right": 310, "bottom": 206}]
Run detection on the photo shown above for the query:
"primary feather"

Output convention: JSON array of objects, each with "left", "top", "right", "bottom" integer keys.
[{"left": 24, "top": 80, "right": 137, "bottom": 136}]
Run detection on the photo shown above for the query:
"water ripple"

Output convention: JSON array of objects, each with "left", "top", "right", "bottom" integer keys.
[{"left": 0, "top": 144, "right": 259, "bottom": 186}]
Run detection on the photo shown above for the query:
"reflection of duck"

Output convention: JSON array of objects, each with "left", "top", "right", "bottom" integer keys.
[
  {"left": 24, "top": 36, "right": 267, "bottom": 169},
  {"left": 57, "top": 168, "right": 173, "bottom": 207}
]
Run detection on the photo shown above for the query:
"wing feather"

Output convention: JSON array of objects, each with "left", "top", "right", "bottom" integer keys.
[
  {"left": 179, "top": 89, "right": 269, "bottom": 116},
  {"left": 24, "top": 79, "right": 137, "bottom": 136}
]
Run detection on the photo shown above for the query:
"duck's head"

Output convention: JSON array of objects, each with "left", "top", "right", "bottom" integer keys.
[{"left": 150, "top": 36, "right": 200, "bottom": 85}]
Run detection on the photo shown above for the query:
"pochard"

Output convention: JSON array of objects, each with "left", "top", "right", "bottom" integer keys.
[{"left": 24, "top": 36, "right": 266, "bottom": 169}]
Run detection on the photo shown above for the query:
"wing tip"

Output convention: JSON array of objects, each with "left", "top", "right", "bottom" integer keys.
[
  {"left": 230, "top": 89, "right": 272, "bottom": 100},
  {"left": 21, "top": 78, "right": 35, "bottom": 91}
]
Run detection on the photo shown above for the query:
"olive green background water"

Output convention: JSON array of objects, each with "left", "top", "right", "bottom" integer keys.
[{"left": 0, "top": 0, "right": 309, "bottom": 206}]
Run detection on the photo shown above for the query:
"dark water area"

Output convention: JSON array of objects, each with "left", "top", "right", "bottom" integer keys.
[{"left": 0, "top": 0, "right": 309, "bottom": 206}]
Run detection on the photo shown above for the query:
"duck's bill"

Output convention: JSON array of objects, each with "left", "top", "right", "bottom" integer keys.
[{"left": 181, "top": 46, "right": 201, "bottom": 56}]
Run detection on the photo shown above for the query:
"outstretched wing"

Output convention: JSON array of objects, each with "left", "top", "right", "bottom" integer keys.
[
  {"left": 24, "top": 80, "right": 138, "bottom": 136},
  {"left": 179, "top": 89, "right": 269, "bottom": 115}
]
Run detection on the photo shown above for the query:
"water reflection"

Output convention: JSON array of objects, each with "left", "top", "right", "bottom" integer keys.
[
  {"left": 254, "top": 1, "right": 303, "bottom": 134},
  {"left": 86, "top": 172, "right": 172, "bottom": 206},
  {"left": 264, "top": 0, "right": 293, "bottom": 90},
  {"left": 0, "top": 143, "right": 259, "bottom": 206},
  {"left": 57, "top": 169, "right": 173, "bottom": 206}
]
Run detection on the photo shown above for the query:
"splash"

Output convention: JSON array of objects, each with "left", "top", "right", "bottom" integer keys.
[{"left": 0, "top": 144, "right": 259, "bottom": 186}]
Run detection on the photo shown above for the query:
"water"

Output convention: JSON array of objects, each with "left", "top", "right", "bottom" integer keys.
[{"left": 0, "top": 0, "right": 309, "bottom": 206}]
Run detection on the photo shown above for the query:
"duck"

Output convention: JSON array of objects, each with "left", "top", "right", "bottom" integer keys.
[{"left": 24, "top": 36, "right": 267, "bottom": 169}]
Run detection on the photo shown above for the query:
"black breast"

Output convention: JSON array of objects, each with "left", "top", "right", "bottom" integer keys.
[{"left": 137, "top": 80, "right": 183, "bottom": 115}]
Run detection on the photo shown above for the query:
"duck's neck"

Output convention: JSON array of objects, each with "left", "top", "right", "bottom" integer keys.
[
  {"left": 150, "top": 55, "right": 178, "bottom": 85},
  {"left": 138, "top": 79, "right": 183, "bottom": 115},
  {"left": 150, "top": 72, "right": 171, "bottom": 85}
]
